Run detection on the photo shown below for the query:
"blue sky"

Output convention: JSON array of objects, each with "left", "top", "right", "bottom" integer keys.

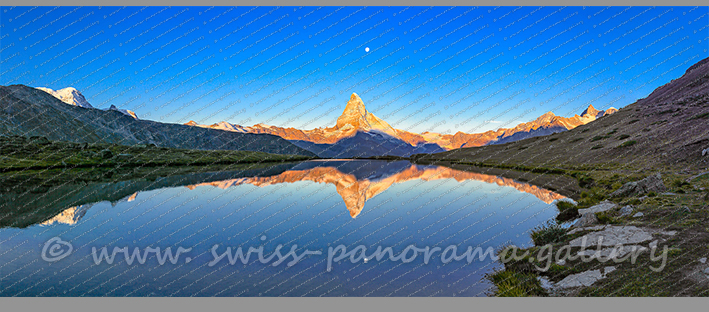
[{"left": 1, "top": 6, "right": 707, "bottom": 134}]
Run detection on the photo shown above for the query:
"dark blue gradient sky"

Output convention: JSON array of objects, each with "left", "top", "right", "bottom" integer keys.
[{"left": 1, "top": 6, "right": 707, "bottom": 133}]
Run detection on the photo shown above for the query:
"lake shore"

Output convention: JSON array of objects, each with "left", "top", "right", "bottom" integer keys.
[
  {"left": 3, "top": 135, "right": 708, "bottom": 296},
  {"left": 0, "top": 134, "right": 315, "bottom": 173},
  {"left": 411, "top": 156, "right": 709, "bottom": 296}
]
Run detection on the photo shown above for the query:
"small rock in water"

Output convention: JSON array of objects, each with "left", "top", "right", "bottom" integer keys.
[
  {"left": 700, "top": 258, "right": 707, "bottom": 264},
  {"left": 704, "top": 267, "right": 709, "bottom": 275},
  {"left": 633, "top": 212, "right": 644, "bottom": 218},
  {"left": 619, "top": 205, "right": 633, "bottom": 217}
]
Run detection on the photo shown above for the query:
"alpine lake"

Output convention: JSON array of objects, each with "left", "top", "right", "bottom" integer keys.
[{"left": 0, "top": 160, "right": 564, "bottom": 296}]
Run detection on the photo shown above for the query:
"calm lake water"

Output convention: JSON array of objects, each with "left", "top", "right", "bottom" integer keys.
[{"left": 0, "top": 160, "right": 563, "bottom": 296}]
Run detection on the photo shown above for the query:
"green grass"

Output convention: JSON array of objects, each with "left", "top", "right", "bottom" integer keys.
[
  {"left": 488, "top": 270, "right": 547, "bottom": 297},
  {"left": 578, "top": 188, "right": 608, "bottom": 207},
  {"left": 530, "top": 220, "right": 567, "bottom": 246},
  {"left": 0, "top": 135, "right": 315, "bottom": 172},
  {"left": 556, "top": 201, "right": 580, "bottom": 222},
  {"left": 453, "top": 161, "right": 567, "bottom": 175},
  {"left": 688, "top": 112, "right": 709, "bottom": 121},
  {"left": 590, "top": 130, "right": 619, "bottom": 142},
  {"left": 618, "top": 140, "right": 637, "bottom": 147},
  {"left": 595, "top": 211, "right": 619, "bottom": 224},
  {"left": 672, "top": 179, "right": 691, "bottom": 188},
  {"left": 617, "top": 134, "right": 631, "bottom": 140}
]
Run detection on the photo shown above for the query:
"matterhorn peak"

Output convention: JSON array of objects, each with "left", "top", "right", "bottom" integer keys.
[
  {"left": 333, "top": 92, "right": 399, "bottom": 138},
  {"left": 345, "top": 93, "right": 367, "bottom": 114},
  {"left": 335, "top": 93, "right": 369, "bottom": 130}
]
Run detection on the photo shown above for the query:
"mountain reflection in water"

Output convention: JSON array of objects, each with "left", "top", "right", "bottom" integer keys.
[
  {"left": 1, "top": 160, "right": 565, "bottom": 228},
  {"left": 185, "top": 160, "right": 566, "bottom": 218}
]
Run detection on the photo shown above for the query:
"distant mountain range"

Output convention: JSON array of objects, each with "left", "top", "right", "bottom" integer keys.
[
  {"left": 1, "top": 84, "right": 616, "bottom": 159},
  {"left": 0, "top": 85, "right": 315, "bottom": 156},
  {"left": 187, "top": 92, "right": 616, "bottom": 157},
  {"left": 37, "top": 87, "right": 139, "bottom": 119}
]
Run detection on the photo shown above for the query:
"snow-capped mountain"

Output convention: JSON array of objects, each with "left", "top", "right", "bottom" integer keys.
[
  {"left": 1, "top": 84, "right": 315, "bottom": 157},
  {"left": 36, "top": 86, "right": 139, "bottom": 119},
  {"left": 36, "top": 87, "right": 93, "bottom": 108},
  {"left": 186, "top": 93, "right": 617, "bottom": 157}
]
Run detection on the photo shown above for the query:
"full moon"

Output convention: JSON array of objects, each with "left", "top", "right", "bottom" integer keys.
[{"left": 365, "top": 47, "right": 370, "bottom": 52}]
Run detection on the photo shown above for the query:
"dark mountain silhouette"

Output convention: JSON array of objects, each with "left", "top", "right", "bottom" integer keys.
[{"left": 0, "top": 85, "right": 315, "bottom": 156}]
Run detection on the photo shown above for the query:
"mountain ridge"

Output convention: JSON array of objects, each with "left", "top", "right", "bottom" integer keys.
[
  {"left": 37, "top": 87, "right": 140, "bottom": 119},
  {"left": 416, "top": 56, "right": 709, "bottom": 171},
  {"left": 187, "top": 93, "right": 617, "bottom": 155},
  {"left": 0, "top": 85, "right": 315, "bottom": 157}
]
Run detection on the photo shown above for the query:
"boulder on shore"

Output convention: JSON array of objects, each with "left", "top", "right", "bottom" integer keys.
[
  {"left": 578, "top": 200, "right": 617, "bottom": 215},
  {"left": 619, "top": 205, "right": 633, "bottom": 217},
  {"left": 573, "top": 212, "right": 599, "bottom": 228},
  {"left": 610, "top": 173, "right": 666, "bottom": 197}
]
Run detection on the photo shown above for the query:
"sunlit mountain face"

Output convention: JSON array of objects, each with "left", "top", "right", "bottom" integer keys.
[
  {"left": 186, "top": 93, "right": 616, "bottom": 157},
  {"left": 185, "top": 160, "right": 567, "bottom": 218}
]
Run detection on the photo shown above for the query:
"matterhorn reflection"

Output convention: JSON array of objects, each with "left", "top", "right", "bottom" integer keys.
[
  {"left": 185, "top": 160, "right": 566, "bottom": 218},
  {"left": 2, "top": 160, "right": 566, "bottom": 228}
]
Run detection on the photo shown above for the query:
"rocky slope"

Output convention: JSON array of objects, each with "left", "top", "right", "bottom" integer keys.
[
  {"left": 417, "top": 56, "right": 709, "bottom": 172},
  {"left": 0, "top": 85, "right": 315, "bottom": 156}
]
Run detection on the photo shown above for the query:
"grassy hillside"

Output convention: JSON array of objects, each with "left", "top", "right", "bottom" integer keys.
[
  {"left": 0, "top": 135, "right": 314, "bottom": 172},
  {"left": 416, "top": 58, "right": 709, "bottom": 174},
  {"left": 0, "top": 85, "right": 316, "bottom": 157},
  {"left": 420, "top": 57, "right": 709, "bottom": 297}
]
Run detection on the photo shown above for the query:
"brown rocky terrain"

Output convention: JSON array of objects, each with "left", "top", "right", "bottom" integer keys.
[{"left": 416, "top": 57, "right": 709, "bottom": 173}]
